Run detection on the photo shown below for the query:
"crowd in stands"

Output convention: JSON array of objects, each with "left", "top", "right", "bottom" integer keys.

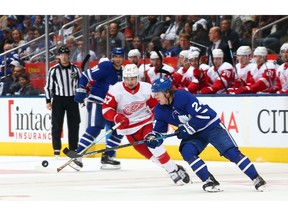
[{"left": 1, "top": 15, "right": 288, "bottom": 96}]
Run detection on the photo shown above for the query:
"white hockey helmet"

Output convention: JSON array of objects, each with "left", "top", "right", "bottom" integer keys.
[
  {"left": 253, "top": 46, "right": 268, "bottom": 56},
  {"left": 280, "top": 43, "right": 288, "bottom": 51},
  {"left": 150, "top": 51, "right": 163, "bottom": 59},
  {"left": 179, "top": 50, "right": 191, "bottom": 59},
  {"left": 212, "top": 49, "right": 224, "bottom": 58},
  {"left": 188, "top": 51, "right": 200, "bottom": 60},
  {"left": 122, "top": 64, "right": 139, "bottom": 80},
  {"left": 236, "top": 46, "right": 252, "bottom": 56},
  {"left": 128, "top": 49, "right": 141, "bottom": 58}
]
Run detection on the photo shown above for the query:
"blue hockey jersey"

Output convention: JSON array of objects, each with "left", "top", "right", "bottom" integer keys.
[
  {"left": 153, "top": 90, "right": 221, "bottom": 133},
  {"left": 79, "top": 61, "right": 122, "bottom": 103}
]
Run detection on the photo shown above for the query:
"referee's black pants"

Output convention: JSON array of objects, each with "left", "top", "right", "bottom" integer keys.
[{"left": 51, "top": 96, "right": 81, "bottom": 152}]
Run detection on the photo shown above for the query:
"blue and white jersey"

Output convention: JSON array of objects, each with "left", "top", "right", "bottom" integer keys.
[
  {"left": 79, "top": 61, "right": 122, "bottom": 103},
  {"left": 153, "top": 90, "right": 220, "bottom": 133}
]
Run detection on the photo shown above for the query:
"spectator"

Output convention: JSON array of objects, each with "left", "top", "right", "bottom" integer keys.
[
  {"left": 6, "top": 15, "right": 24, "bottom": 31},
  {"left": 191, "top": 23, "right": 210, "bottom": 58},
  {"left": 165, "top": 15, "right": 186, "bottom": 37},
  {"left": 71, "top": 15, "right": 82, "bottom": 38},
  {"left": 93, "top": 27, "right": 107, "bottom": 59},
  {"left": 127, "top": 36, "right": 143, "bottom": 56},
  {"left": 14, "top": 74, "right": 39, "bottom": 96},
  {"left": 50, "top": 15, "right": 62, "bottom": 44},
  {"left": 11, "top": 28, "right": 26, "bottom": 54},
  {"left": 107, "top": 21, "right": 126, "bottom": 56},
  {"left": 138, "top": 15, "right": 165, "bottom": 45},
  {"left": 58, "top": 15, "right": 74, "bottom": 42},
  {"left": 0, "top": 64, "right": 24, "bottom": 96},
  {"left": 123, "top": 16, "right": 143, "bottom": 48},
  {"left": 207, "top": 26, "right": 233, "bottom": 66},
  {"left": 22, "top": 16, "right": 33, "bottom": 37},
  {"left": 0, "top": 27, "right": 13, "bottom": 53},
  {"left": 0, "top": 43, "right": 22, "bottom": 77},
  {"left": 220, "top": 18, "right": 240, "bottom": 53},
  {"left": 76, "top": 39, "right": 97, "bottom": 62},
  {"left": 65, "top": 35, "right": 80, "bottom": 62},
  {"left": 178, "top": 33, "right": 192, "bottom": 51},
  {"left": 160, "top": 33, "right": 181, "bottom": 57},
  {"left": 255, "top": 16, "right": 288, "bottom": 53},
  {"left": 32, "top": 15, "right": 44, "bottom": 32}
]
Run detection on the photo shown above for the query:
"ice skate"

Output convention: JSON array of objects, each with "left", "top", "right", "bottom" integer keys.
[
  {"left": 169, "top": 165, "right": 190, "bottom": 185},
  {"left": 54, "top": 150, "right": 60, "bottom": 159},
  {"left": 203, "top": 174, "right": 223, "bottom": 192},
  {"left": 253, "top": 175, "right": 266, "bottom": 191},
  {"left": 100, "top": 153, "right": 121, "bottom": 170},
  {"left": 68, "top": 158, "right": 83, "bottom": 171}
]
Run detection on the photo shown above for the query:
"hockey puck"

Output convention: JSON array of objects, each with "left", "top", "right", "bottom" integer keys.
[{"left": 42, "top": 160, "right": 49, "bottom": 167}]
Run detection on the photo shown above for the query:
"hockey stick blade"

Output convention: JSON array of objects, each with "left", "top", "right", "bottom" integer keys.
[
  {"left": 63, "top": 148, "right": 81, "bottom": 159},
  {"left": 63, "top": 132, "right": 178, "bottom": 159}
]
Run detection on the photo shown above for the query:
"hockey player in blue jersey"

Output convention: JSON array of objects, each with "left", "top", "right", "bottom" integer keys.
[
  {"left": 72, "top": 47, "right": 125, "bottom": 171},
  {"left": 145, "top": 77, "right": 267, "bottom": 192}
]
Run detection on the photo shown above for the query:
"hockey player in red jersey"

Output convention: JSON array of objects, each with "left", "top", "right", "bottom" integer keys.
[
  {"left": 200, "top": 49, "right": 235, "bottom": 94},
  {"left": 231, "top": 46, "right": 277, "bottom": 94},
  {"left": 102, "top": 63, "right": 190, "bottom": 185},
  {"left": 144, "top": 50, "right": 175, "bottom": 84},
  {"left": 228, "top": 46, "right": 256, "bottom": 91},
  {"left": 274, "top": 43, "right": 288, "bottom": 94}
]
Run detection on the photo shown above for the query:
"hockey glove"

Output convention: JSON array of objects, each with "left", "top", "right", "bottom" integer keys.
[
  {"left": 114, "top": 113, "right": 129, "bottom": 129},
  {"left": 74, "top": 87, "right": 87, "bottom": 103},
  {"left": 145, "top": 132, "right": 163, "bottom": 149},
  {"left": 176, "top": 123, "right": 195, "bottom": 140}
]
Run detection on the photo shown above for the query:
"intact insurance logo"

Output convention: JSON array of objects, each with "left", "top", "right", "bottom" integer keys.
[{"left": 8, "top": 99, "right": 53, "bottom": 140}]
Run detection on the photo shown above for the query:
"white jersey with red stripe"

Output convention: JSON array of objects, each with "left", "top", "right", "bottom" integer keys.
[
  {"left": 205, "top": 62, "right": 234, "bottom": 88},
  {"left": 138, "top": 63, "right": 151, "bottom": 82},
  {"left": 235, "top": 62, "right": 256, "bottom": 85},
  {"left": 251, "top": 61, "right": 276, "bottom": 90},
  {"left": 177, "top": 66, "right": 196, "bottom": 82},
  {"left": 102, "top": 81, "right": 156, "bottom": 135},
  {"left": 145, "top": 63, "right": 174, "bottom": 84},
  {"left": 276, "top": 63, "right": 288, "bottom": 93}
]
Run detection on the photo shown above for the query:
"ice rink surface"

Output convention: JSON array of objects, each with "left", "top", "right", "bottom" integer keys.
[{"left": 0, "top": 156, "right": 287, "bottom": 216}]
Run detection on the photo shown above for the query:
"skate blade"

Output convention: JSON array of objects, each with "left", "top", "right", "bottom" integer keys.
[
  {"left": 100, "top": 164, "right": 121, "bottom": 170},
  {"left": 256, "top": 185, "right": 266, "bottom": 192},
  {"left": 204, "top": 186, "right": 223, "bottom": 193},
  {"left": 68, "top": 164, "right": 81, "bottom": 171}
]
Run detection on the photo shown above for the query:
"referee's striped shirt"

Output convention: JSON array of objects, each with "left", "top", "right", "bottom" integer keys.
[{"left": 44, "top": 63, "right": 82, "bottom": 103}]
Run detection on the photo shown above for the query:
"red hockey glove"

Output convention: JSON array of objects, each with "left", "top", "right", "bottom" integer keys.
[{"left": 114, "top": 113, "right": 129, "bottom": 129}]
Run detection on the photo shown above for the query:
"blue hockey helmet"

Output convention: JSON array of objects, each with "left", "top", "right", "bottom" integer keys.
[
  {"left": 151, "top": 77, "right": 172, "bottom": 93},
  {"left": 112, "top": 47, "right": 124, "bottom": 57}
]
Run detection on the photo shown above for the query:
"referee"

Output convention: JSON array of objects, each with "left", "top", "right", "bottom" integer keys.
[{"left": 44, "top": 45, "right": 82, "bottom": 158}]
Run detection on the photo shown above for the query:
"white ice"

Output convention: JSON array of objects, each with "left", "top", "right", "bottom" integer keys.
[{"left": 0, "top": 156, "right": 287, "bottom": 216}]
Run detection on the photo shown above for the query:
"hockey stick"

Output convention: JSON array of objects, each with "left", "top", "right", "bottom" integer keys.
[
  {"left": 63, "top": 132, "right": 179, "bottom": 159},
  {"left": 81, "top": 54, "right": 91, "bottom": 71},
  {"left": 209, "top": 48, "right": 228, "bottom": 93},
  {"left": 56, "top": 121, "right": 122, "bottom": 172},
  {"left": 228, "top": 40, "right": 245, "bottom": 86}
]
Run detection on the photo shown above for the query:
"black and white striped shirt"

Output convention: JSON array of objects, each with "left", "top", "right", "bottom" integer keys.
[{"left": 44, "top": 63, "right": 82, "bottom": 103}]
